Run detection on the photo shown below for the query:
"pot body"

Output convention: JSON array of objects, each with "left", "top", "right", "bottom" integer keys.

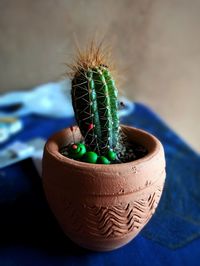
[{"left": 42, "top": 126, "right": 166, "bottom": 251}]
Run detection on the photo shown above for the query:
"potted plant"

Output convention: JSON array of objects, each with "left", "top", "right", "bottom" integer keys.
[{"left": 42, "top": 43, "right": 166, "bottom": 251}]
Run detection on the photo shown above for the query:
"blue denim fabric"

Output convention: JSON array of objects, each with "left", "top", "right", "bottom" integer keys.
[
  {"left": 0, "top": 103, "right": 199, "bottom": 266},
  {"left": 123, "top": 103, "right": 200, "bottom": 249}
]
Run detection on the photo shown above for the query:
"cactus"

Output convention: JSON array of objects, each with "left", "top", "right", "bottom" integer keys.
[{"left": 70, "top": 44, "right": 121, "bottom": 156}]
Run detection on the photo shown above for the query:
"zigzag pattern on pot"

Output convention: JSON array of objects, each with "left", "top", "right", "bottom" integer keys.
[{"left": 65, "top": 186, "right": 162, "bottom": 238}]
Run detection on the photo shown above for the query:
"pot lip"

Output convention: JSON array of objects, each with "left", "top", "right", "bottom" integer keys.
[{"left": 44, "top": 125, "right": 164, "bottom": 172}]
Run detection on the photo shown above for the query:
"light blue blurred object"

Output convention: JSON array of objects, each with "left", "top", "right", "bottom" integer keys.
[
  {"left": 118, "top": 96, "right": 135, "bottom": 117},
  {"left": 0, "top": 138, "right": 45, "bottom": 170},
  {"left": 0, "top": 117, "right": 23, "bottom": 143},
  {"left": 0, "top": 80, "right": 74, "bottom": 118},
  {"left": 0, "top": 79, "right": 134, "bottom": 118}
]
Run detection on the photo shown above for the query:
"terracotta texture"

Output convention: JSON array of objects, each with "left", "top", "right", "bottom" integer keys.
[{"left": 42, "top": 126, "right": 166, "bottom": 251}]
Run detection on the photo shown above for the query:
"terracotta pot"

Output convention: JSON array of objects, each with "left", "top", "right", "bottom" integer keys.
[{"left": 42, "top": 125, "right": 166, "bottom": 251}]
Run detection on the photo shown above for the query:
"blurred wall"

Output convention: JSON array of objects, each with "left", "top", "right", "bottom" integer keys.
[{"left": 0, "top": 0, "right": 199, "bottom": 151}]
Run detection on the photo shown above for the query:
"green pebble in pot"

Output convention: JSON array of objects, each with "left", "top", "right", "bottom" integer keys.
[
  {"left": 82, "top": 151, "right": 98, "bottom": 164},
  {"left": 107, "top": 150, "right": 117, "bottom": 161},
  {"left": 97, "top": 156, "right": 111, "bottom": 165},
  {"left": 68, "top": 143, "right": 86, "bottom": 159}
]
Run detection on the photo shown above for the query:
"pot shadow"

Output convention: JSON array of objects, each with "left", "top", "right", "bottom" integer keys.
[{"left": 0, "top": 159, "right": 92, "bottom": 257}]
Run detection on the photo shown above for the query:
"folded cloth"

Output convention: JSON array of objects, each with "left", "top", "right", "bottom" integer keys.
[
  {"left": 0, "top": 80, "right": 74, "bottom": 118},
  {"left": 124, "top": 103, "right": 200, "bottom": 249}
]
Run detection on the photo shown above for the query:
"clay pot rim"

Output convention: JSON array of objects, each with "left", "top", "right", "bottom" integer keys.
[{"left": 45, "top": 125, "right": 163, "bottom": 172}]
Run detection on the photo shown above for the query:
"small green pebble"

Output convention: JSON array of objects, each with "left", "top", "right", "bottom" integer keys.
[
  {"left": 107, "top": 150, "right": 117, "bottom": 161},
  {"left": 69, "top": 143, "right": 86, "bottom": 159},
  {"left": 82, "top": 151, "right": 98, "bottom": 164},
  {"left": 97, "top": 156, "right": 111, "bottom": 165}
]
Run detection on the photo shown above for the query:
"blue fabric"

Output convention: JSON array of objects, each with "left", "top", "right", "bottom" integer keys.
[
  {"left": 0, "top": 102, "right": 199, "bottom": 266},
  {"left": 124, "top": 104, "right": 200, "bottom": 249}
]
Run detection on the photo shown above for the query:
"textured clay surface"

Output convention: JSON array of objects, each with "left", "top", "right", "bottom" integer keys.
[{"left": 42, "top": 126, "right": 166, "bottom": 251}]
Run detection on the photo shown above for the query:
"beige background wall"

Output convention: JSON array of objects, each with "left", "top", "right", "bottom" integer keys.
[{"left": 0, "top": 0, "right": 199, "bottom": 152}]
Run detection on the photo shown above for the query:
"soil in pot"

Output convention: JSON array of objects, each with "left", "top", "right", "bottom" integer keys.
[{"left": 59, "top": 138, "right": 148, "bottom": 164}]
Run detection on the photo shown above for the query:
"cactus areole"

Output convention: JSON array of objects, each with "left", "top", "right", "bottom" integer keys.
[{"left": 71, "top": 55, "right": 120, "bottom": 156}]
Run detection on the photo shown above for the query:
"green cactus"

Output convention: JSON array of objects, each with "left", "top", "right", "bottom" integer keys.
[{"left": 71, "top": 46, "right": 120, "bottom": 156}]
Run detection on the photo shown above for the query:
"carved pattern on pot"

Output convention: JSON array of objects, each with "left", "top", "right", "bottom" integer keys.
[{"left": 65, "top": 186, "right": 163, "bottom": 239}]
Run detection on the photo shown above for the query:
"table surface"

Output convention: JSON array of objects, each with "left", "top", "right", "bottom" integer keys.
[{"left": 0, "top": 102, "right": 199, "bottom": 266}]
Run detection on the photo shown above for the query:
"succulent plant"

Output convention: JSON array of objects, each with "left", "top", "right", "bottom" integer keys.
[{"left": 70, "top": 43, "right": 121, "bottom": 157}]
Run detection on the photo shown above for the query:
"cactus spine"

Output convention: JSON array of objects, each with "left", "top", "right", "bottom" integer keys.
[{"left": 71, "top": 47, "right": 120, "bottom": 156}]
